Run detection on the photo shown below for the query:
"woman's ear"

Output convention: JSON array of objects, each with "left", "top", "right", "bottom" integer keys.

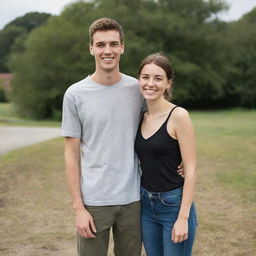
[{"left": 168, "top": 79, "right": 172, "bottom": 88}]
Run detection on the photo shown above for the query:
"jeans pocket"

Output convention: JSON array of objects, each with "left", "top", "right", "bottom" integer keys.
[{"left": 159, "top": 193, "right": 182, "bottom": 207}]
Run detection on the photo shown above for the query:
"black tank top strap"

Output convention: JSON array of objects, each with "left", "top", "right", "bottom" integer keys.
[
  {"left": 164, "top": 105, "right": 179, "bottom": 124},
  {"left": 138, "top": 110, "right": 147, "bottom": 127}
]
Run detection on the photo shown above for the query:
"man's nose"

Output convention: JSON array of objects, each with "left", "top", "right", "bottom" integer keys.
[{"left": 104, "top": 45, "right": 111, "bottom": 54}]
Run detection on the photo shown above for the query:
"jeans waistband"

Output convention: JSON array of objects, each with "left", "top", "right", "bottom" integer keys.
[{"left": 141, "top": 186, "right": 183, "bottom": 199}]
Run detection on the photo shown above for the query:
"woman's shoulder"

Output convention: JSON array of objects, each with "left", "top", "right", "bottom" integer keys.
[
  {"left": 172, "top": 106, "right": 190, "bottom": 120},
  {"left": 169, "top": 106, "right": 192, "bottom": 131}
]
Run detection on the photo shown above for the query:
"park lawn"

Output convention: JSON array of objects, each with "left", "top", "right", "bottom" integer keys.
[
  {"left": 192, "top": 109, "right": 256, "bottom": 191},
  {"left": 0, "top": 110, "right": 255, "bottom": 256},
  {"left": 0, "top": 103, "right": 60, "bottom": 127},
  {"left": 191, "top": 109, "right": 256, "bottom": 256}
]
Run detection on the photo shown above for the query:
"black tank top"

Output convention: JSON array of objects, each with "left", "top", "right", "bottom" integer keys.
[{"left": 135, "top": 106, "right": 184, "bottom": 192}]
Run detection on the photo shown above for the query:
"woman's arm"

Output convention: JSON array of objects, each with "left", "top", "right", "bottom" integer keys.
[{"left": 170, "top": 107, "right": 197, "bottom": 243}]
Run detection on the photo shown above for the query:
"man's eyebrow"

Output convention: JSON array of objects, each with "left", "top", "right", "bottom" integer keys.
[
  {"left": 109, "top": 41, "right": 120, "bottom": 44},
  {"left": 95, "top": 40, "right": 119, "bottom": 44}
]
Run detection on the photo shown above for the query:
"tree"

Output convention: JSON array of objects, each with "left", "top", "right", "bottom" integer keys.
[
  {"left": 0, "top": 12, "right": 51, "bottom": 72},
  {"left": 11, "top": 0, "right": 247, "bottom": 119},
  {"left": 0, "top": 26, "right": 25, "bottom": 72},
  {"left": 10, "top": 11, "right": 91, "bottom": 118},
  {"left": 4, "top": 12, "right": 51, "bottom": 32},
  {"left": 222, "top": 8, "right": 256, "bottom": 108}
]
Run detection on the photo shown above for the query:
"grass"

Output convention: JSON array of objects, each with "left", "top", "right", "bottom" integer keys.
[
  {"left": 0, "top": 109, "right": 255, "bottom": 255},
  {"left": 190, "top": 109, "right": 256, "bottom": 256},
  {"left": 191, "top": 109, "right": 256, "bottom": 191},
  {"left": 0, "top": 103, "right": 60, "bottom": 127},
  {"left": 0, "top": 138, "right": 75, "bottom": 256}
]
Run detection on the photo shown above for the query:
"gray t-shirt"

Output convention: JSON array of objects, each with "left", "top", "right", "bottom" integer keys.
[{"left": 61, "top": 74, "right": 144, "bottom": 206}]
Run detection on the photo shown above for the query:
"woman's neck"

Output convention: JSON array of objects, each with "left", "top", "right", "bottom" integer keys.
[{"left": 146, "top": 98, "right": 173, "bottom": 117}]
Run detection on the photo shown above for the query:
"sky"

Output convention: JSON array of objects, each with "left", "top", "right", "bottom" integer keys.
[{"left": 1, "top": 0, "right": 256, "bottom": 29}]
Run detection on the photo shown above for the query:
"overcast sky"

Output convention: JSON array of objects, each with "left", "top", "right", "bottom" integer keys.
[{"left": 1, "top": 0, "right": 256, "bottom": 29}]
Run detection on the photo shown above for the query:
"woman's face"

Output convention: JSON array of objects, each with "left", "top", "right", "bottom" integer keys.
[{"left": 139, "top": 63, "right": 171, "bottom": 101}]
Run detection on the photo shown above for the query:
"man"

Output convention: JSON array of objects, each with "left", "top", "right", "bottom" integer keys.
[{"left": 61, "top": 18, "right": 143, "bottom": 256}]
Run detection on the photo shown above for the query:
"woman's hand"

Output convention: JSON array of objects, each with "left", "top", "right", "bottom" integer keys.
[{"left": 172, "top": 218, "right": 188, "bottom": 243}]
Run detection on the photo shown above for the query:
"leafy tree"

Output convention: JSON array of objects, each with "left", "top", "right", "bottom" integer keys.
[
  {"left": 222, "top": 8, "right": 256, "bottom": 108},
  {"left": 0, "top": 12, "right": 51, "bottom": 72},
  {"left": 0, "top": 26, "right": 26, "bottom": 72},
  {"left": 4, "top": 12, "right": 51, "bottom": 32},
  {"left": 10, "top": 14, "right": 90, "bottom": 119},
  {"left": 10, "top": 0, "right": 255, "bottom": 119}
]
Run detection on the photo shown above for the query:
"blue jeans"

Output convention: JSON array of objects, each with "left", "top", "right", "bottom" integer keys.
[{"left": 141, "top": 186, "right": 197, "bottom": 256}]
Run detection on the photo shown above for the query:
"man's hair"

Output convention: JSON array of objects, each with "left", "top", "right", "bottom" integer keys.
[{"left": 89, "top": 17, "right": 124, "bottom": 45}]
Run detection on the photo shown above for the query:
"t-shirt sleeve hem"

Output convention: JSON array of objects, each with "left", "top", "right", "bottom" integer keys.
[{"left": 61, "top": 131, "right": 81, "bottom": 138}]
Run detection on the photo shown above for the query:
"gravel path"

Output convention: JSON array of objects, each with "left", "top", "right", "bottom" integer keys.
[{"left": 0, "top": 126, "right": 61, "bottom": 155}]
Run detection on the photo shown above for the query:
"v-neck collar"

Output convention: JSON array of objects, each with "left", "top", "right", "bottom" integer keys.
[{"left": 140, "top": 106, "right": 178, "bottom": 140}]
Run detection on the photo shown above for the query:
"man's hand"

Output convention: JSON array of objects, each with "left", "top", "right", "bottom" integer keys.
[
  {"left": 76, "top": 208, "right": 97, "bottom": 238},
  {"left": 177, "top": 162, "right": 184, "bottom": 178}
]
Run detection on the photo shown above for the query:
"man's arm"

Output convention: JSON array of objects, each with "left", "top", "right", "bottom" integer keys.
[{"left": 64, "top": 137, "right": 97, "bottom": 238}]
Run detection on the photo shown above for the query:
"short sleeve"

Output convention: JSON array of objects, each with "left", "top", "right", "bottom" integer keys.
[{"left": 61, "top": 90, "right": 82, "bottom": 138}]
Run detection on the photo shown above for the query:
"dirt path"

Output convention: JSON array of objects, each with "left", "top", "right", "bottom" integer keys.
[{"left": 0, "top": 126, "right": 60, "bottom": 155}]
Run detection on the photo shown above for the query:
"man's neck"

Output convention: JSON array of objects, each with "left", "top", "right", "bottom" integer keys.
[{"left": 91, "top": 69, "right": 122, "bottom": 85}]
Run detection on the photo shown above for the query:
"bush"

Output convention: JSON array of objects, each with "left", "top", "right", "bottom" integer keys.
[{"left": 0, "top": 86, "right": 7, "bottom": 102}]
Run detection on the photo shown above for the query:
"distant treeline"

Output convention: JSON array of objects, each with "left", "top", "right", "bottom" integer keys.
[{"left": 1, "top": 0, "right": 255, "bottom": 119}]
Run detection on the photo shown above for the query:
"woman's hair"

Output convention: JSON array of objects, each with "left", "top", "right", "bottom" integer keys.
[
  {"left": 138, "top": 53, "right": 174, "bottom": 100},
  {"left": 89, "top": 17, "right": 124, "bottom": 45}
]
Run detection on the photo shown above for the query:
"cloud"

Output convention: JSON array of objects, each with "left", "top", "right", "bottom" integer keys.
[{"left": 219, "top": 0, "right": 256, "bottom": 21}]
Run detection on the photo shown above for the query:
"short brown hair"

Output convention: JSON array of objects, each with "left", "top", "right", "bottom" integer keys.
[
  {"left": 138, "top": 53, "right": 174, "bottom": 100},
  {"left": 89, "top": 17, "right": 124, "bottom": 45}
]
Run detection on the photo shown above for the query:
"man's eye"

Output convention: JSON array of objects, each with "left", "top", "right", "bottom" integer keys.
[{"left": 97, "top": 44, "right": 104, "bottom": 47}]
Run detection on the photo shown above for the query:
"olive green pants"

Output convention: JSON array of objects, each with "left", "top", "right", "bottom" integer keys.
[{"left": 77, "top": 201, "right": 141, "bottom": 256}]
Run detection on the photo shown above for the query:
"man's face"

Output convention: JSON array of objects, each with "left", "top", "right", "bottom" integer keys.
[{"left": 90, "top": 30, "right": 124, "bottom": 73}]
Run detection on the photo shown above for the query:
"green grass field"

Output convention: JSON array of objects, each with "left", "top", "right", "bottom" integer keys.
[
  {"left": 0, "top": 103, "right": 60, "bottom": 127},
  {"left": 0, "top": 109, "right": 255, "bottom": 255},
  {"left": 192, "top": 109, "right": 256, "bottom": 190}
]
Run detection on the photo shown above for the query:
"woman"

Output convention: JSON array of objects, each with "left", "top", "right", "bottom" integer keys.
[{"left": 135, "top": 53, "right": 197, "bottom": 256}]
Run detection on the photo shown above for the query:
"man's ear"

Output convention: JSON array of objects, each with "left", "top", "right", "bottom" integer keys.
[
  {"left": 121, "top": 43, "right": 125, "bottom": 55},
  {"left": 89, "top": 44, "right": 94, "bottom": 56}
]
